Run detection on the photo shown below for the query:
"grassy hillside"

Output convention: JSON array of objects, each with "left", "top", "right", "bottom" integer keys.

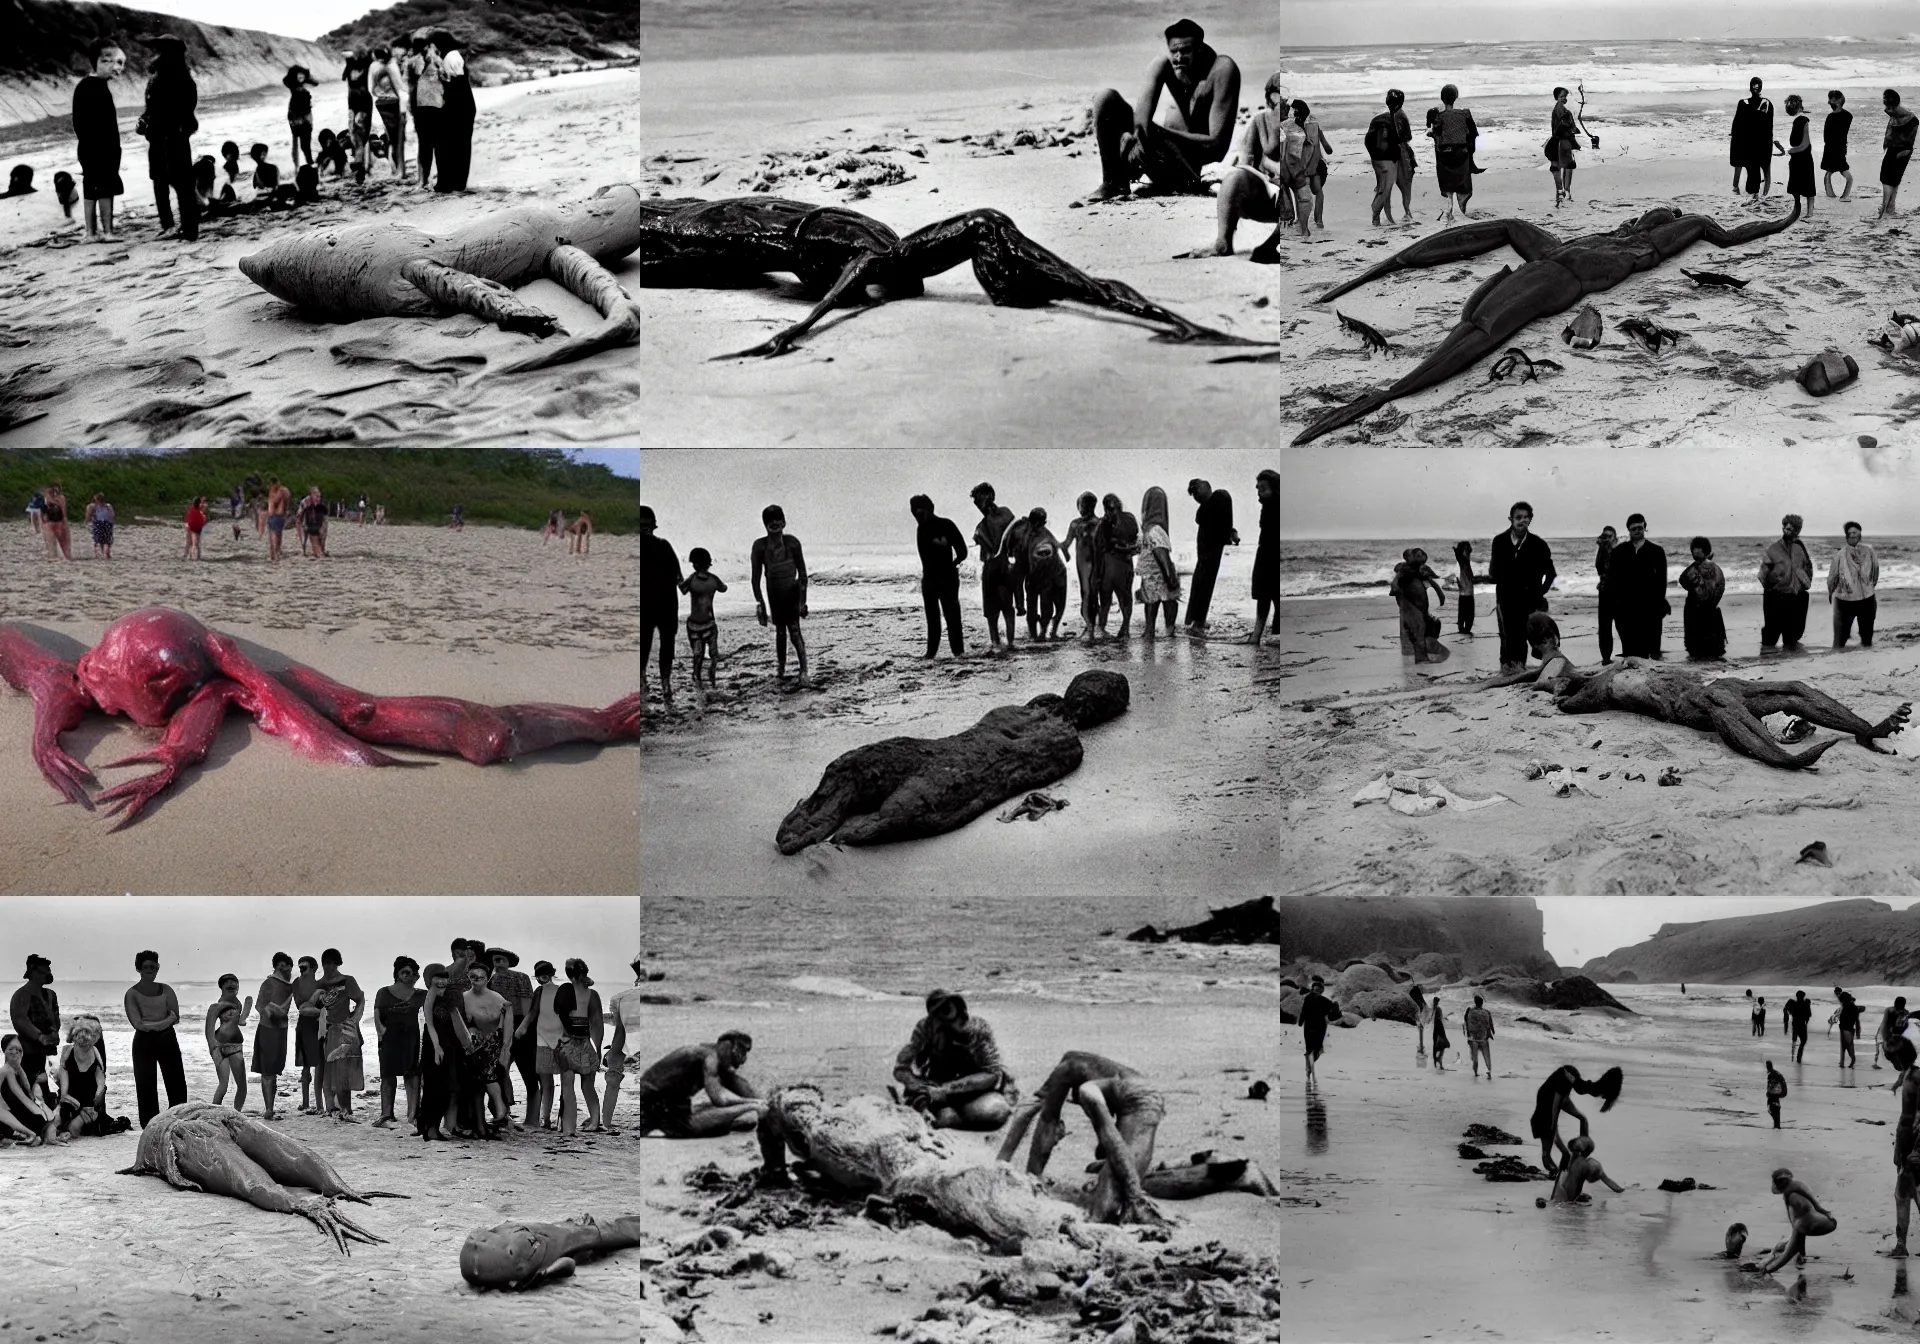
[
  {"left": 321, "top": 0, "right": 637, "bottom": 61},
  {"left": 1, "top": 449, "right": 637, "bottom": 532}
]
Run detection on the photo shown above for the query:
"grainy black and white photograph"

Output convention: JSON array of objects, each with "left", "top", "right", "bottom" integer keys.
[
  {"left": 0, "top": 0, "right": 638, "bottom": 446},
  {"left": 635, "top": 447, "right": 1282, "bottom": 1340},
  {"left": 0, "top": 895, "right": 643, "bottom": 1340}
]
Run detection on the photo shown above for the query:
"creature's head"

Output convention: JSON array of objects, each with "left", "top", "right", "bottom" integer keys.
[
  {"left": 460, "top": 1223, "right": 562, "bottom": 1290},
  {"left": 77, "top": 608, "right": 217, "bottom": 727}
]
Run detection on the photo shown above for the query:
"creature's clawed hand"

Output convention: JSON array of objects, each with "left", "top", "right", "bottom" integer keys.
[
  {"left": 33, "top": 739, "right": 96, "bottom": 810},
  {"left": 713, "top": 331, "right": 797, "bottom": 361},
  {"left": 95, "top": 744, "right": 192, "bottom": 830},
  {"left": 499, "top": 312, "right": 563, "bottom": 338}
]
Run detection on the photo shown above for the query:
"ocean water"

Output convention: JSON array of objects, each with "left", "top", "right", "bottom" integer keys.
[
  {"left": 1277, "top": 35, "right": 1920, "bottom": 104},
  {"left": 1283, "top": 535, "right": 1920, "bottom": 601}
]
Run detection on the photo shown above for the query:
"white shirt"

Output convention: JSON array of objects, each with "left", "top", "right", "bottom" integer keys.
[{"left": 440, "top": 49, "right": 465, "bottom": 78}]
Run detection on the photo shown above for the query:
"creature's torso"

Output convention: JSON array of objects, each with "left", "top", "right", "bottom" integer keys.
[{"left": 76, "top": 608, "right": 219, "bottom": 726}]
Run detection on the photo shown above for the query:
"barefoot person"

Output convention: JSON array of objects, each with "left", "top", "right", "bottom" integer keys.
[
  {"left": 971, "top": 483, "right": 1019, "bottom": 648},
  {"left": 72, "top": 41, "right": 125, "bottom": 243},
  {"left": 204, "top": 974, "right": 252, "bottom": 1110},
  {"left": 372, "top": 957, "right": 424, "bottom": 1128},
  {"left": 291, "top": 954, "right": 324, "bottom": 1114},
  {"left": 1086, "top": 19, "right": 1241, "bottom": 202},
  {"left": 314, "top": 949, "right": 365, "bottom": 1121},
  {"left": 489, "top": 947, "right": 534, "bottom": 1128},
  {"left": 252, "top": 953, "right": 295, "bottom": 1120},
  {"left": 1880, "top": 88, "right": 1916, "bottom": 220},
  {"left": 1299, "top": 975, "right": 1340, "bottom": 1084},
  {"left": 1490, "top": 501, "right": 1557, "bottom": 672},
  {"left": 1755, "top": 1168, "right": 1838, "bottom": 1274},
  {"left": 459, "top": 961, "right": 513, "bottom": 1135},
  {"left": 1531, "top": 1064, "right": 1623, "bottom": 1175},
  {"left": 1184, "top": 479, "right": 1238, "bottom": 636},
  {"left": 752, "top": 504, "right": 811, "bottom": 684},
  {"left": 1177, "top": 71, "right": 1283, "bottom": 260},
  {"left": 995, "top": 1051, "right": 1168, "bottom": 1224},
  {"left": 1889, "top": 1037, "right": 1920, "bottom": 1254},
  {"left": 602, "top": 953, "right": 647, "bottom": 1135},
  {"left": 266, "top": 478, "right": 292, "bottom": 563},
  {"left": 0, "top": 1035, "right": 63, "bottom": 1145},
  {"left": 568, "top": 510, "right": 593, "bottom": 555},
  {"left": 125, "top": 951, "right": 186, "bottom": 1128},
  {"left": 911, "top": 495, "right": 969, "bottom": 659},
  {"left": 1249, "top": 468, "right": 1279, "bottom": 645},
  {"left": 1536, "top": 1134, "right": 1626, "bottom": 1206},
  {"left": 640, "top": 506, "right": 683, "bottom": 714},
  {"left": 638, "top": 1033, "right": 764, "bottom": 1138},
  {"left": 892, "top": 989, "right": 1017, "bottom": 1131},
  {"left": 1823, "top": 90, "right": 1854, "bottom": 199},
  {"left": 553, "top": 959, "right": 602, "bottom": 1136},
  {"left": 1465, "top": 994, "right": 1496, "bottom": 1078},
  {"left": 55, "top": 1017, "right": 128, "bottom": 1138}
]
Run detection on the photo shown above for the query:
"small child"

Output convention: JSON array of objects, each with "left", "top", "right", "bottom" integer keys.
[
  {"left": 184, "top": 495, "right": 206, "bottom": 560},
  {"left": 1535, "top": 1133, "right": 1626, "bottom": 1206},
  {"left": 192, "top": 155, "right": 217, "bottom": 211},
  {"left": 1766, "top": 1059, "right": 1787, "bottom": 1128},
  {"left": 248, "top": 142, "right": 281, "bottom": 198},
  {"left": 211, "top": 1000, "right": 249, "bottom": 1110},
  {"left": 679, "top": 547, "right": 727, "bottom": 691},
  {"left": 316, "top": 129, "right": 348, "bottom": 177},
  {"left": 219, "top": 140, "right": 242, "bottom": 201}
]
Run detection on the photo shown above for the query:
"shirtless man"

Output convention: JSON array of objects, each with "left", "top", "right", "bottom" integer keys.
[
  {"left": 266, "top": 477, "right": 292, "bottom": 563},
  {"left": 1534, "top": 1134, "right": 1625, "bottom": 1207},
  {"left": 1754, "top": 1167, "right": 1837, "bottom": 1274},
  {"left": 461, "top": 962, "right": 514, "bottom": 1130},
  {"left": 637, "top": 1032, "right": 763, "bottom": 1137},
  {"left": 1889, "top": 1036, "right": 1920, "bottom": 1255},
  {"left": 1479, "top": 611, "right": 1572, "bottom": 689},
  {"left": 568, "top": 510, "right": 593, "bottom": 556},
  {"left": 1087, "top": 19, "right": 1242, "bottom": 202},
  {"left": 995, "top": 1050, "right": 1167, "bottom": 1224}
]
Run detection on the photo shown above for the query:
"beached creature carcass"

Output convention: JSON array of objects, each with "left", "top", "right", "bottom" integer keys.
[
  {"left": 237, "top": 184, "right": 643, "bottom": 375},
  {"left": 118, "top": 1101, "right": 400, "bottom": 1253},
  {"left": 0, "top": 608, "right": 640, "bottom": 828},
  {"left": 1293, "top": 199, "right": 1800, "bottom": 444},
  {"left": 776, "top": 671, "right": 1127, "bottom": 854},
  {"left": 639, "top": 195, "right": 1273, "bottom": 358},
  {"left": 460, "top": 1214, "right": 643, "bottom": 1290}
]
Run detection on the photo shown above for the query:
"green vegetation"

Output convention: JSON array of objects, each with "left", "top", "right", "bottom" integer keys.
[
  {"left": 1, "top": 449, "right": 637, "bottom": 532},
  {"left": 321, "top": 0, "right": 637, "bottom": 61}
]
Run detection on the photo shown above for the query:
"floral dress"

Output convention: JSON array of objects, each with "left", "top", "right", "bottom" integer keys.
[{"left": 1136, "top": 524, "right": 1176, "bottom": 602}]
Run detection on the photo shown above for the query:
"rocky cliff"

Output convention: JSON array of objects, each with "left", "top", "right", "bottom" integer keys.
[
  {"left": 0, "top": 0, "right": 342, "bottom": 129},
  {"left": 1280, "top": 895, "right": 1560, "bottom": 979},
  {"left": 1581, "top": 899, "right": 1920, "bottom": 983}
]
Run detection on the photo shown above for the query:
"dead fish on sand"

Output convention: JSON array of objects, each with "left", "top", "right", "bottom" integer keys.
[
  {"left": 1563, "top": 304, "right": 1603, "bottom": 349},
  {"left": 1681, "top": 269, "right": 1750, "bottom": 289},
  {"left": 1336, "top": 310, "right": 1392, "bottom": 353},
  {"left": 1487, "top": 348, "right": 1564, "bottom": 383},
  {"left": 1618, "top": 317, "right": 1682, "bottom": 354}
]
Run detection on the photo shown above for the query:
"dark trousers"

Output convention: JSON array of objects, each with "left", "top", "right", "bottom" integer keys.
[
  {"left": 435, "top": 83, "right": 474, "bottom": 191},
  {"left": 1791, "top": 1026, "right": 1807, "bottom": 1062},
  {"left": 511, "top": 1027, "right": 538, "bottom": 1113},
  {"left": 1187, "top": 543, "right": 1225, "bottom": 626},
  {"left": 1743, "top": 162, "right": 1766, "bottom": 194},
  {"left": 151, "top": 173, "right": 199, "bottom": 240},
  {"left": 1835, "top": 595, "right": 1877, "bottom": 647},
  {"left": 1618, "top": 611, "right": 1663, "bottom": 659},
  {"left": 1768, "top": 1099, "right": 1781, "bottom": 1128},
  {"left": 1495, "top": 597, "right": 1535, "bottom": 666},
  {"left": 132, "top": 1028, "right": 187, "bottom": 1127},
  {"left": 1761, "top": 590, "right": 1810, "bottom": 648},
  {"left": 1457, "top": 593, "right": 1474, "bottom": 634},
  {"left": 413, "top": 104, "right": 441, "bottom": 184},
  {"left": 1596, "top": 593, "right": 1617, "bottom": 661},
  {"left": 418, "top": 1036, "right": 452, "bottom": 1137},
  {"left": 922, "top": 577, "right": 963, "bottom": 656}
]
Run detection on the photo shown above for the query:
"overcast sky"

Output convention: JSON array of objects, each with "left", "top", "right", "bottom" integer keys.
[
  {"left": 640, "top": 450, "right": 1277, "bottom": 550},
  {"left": 130, "top": 0, "right": 373, "bottom": 41},
  {"left": 1282, "top": 444, "right": 1919, "bottom": 539},
  {"left": 1541, "top": 895, "right": 1920, "bottom": 968},
  {"left": 1, "top": 897, "right": 636, "bottom": 983},
  {"left": 1286, "top": 0, "right": 1918, "bottom": 46}
]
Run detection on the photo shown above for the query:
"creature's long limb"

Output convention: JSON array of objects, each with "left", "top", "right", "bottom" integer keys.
[
  {"left": 896, "top": 209, "right": 1269, "bottom": 346},
  {"left": 93, "top": 680, "right": 246, "bottom": 829},
  {"left": 399, "top": 258, "right": 560, "bottom": 336},
  {"left": 715, "top": 251, "right": 892, "bottom": 359},
  {"left": 197, "top": 633, "right": 428, "bottom": 770},
  {"left": 225, "top": 1113, "right": 402, "bottom": 1201},
  {"left": 776, "top": 741, "right": 927, "bottom": 854},
  {"left": 1649, "top": 197, "right": 1800, "bottom": 258},
  {"left": 1735, "top": 681, "right": 1911, "bottom": 754},
  {"left": 485, "top": 244, "right": 643, "bottom": 377},
  {"left": 1077, "top": 1090, "right": 1167, "bottom": 1226},
  {"left": 276, "top": 663, "right": 639, "bottom": 764},
  {"left": 0, "top": 625, "right": 97, "bottom": 807},
  {"left": 1707, "top": 704, "right": 1842, "bottom": 768},
  {"left": 1315, "top": 219, "right": 1565, "bottom": 304},
  {"left": 165, "top": 1119, "right": 387, "bottom": 1251},
  {"left": 1139, "top": 1156, "right": 1280, "bottom": 1198}
]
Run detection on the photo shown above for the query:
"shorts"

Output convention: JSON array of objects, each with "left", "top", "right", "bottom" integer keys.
[
  {"left": 556, "top": 1034, "right": 598, "bottom": 1075},
  {"left": 268, "top": 515, "right": 286, "bottom": 533},
  {"left": 638, "top": 1087, "right": 695, "bottom": 1137},
  {"left": 1883, "top": 150, "right": 1911, "bottom": 187},
  {"left": 289, "top": 115, "right": 312, "bottom": 133},
  {"left": 686, "top": 619, "right": 716, "bottom": 650},
  {"left": 766, "top": 584, "right": 801, "bottom": 626},
  {"left": 1104, "top": 1075, "right": 1167, "bottom": 1125}
]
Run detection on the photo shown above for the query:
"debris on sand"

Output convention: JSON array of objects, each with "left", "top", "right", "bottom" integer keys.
[
  {"left": 1474, "top": 1154, "right": 1551, "bottom": 1182},
  {"left": 1459, "top": 1143, "right": 1487, "bottom": 1159},
  {"left": 1657, "top": 1177, "right": 1719, "bottom": 1192},
  {"left": 1462, "top": 1123, "right": 1524, "bottom": 1145}
]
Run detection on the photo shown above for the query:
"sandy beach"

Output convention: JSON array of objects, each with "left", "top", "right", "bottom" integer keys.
[
  {"left": 1283, "top": 980, "right": 1920, "bottom": 1342},
  {"left": 1274, "top": 79, "right": 1920, "bottom": 448},
  {"left": 0, "top": 68, "right": 640, "bottom": 446},
  {"left": 636, "top": 34, "right": 1281, "bottom": 448},
  {"left": 0, "top": 517, "right": 639, "bottom": 894}
]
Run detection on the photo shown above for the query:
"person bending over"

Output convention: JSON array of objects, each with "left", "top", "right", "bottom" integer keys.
[
  {"left": 995, "top": 1051, "right": 1167, "bottom": 1224},
  {"left": 1753, "top": 1168, "right": 1837, "bottom": 1274},
  {"left": 1535, "top": 1133, "right": 1625, "bottom": 1206},
  {"left": 636, "top": 1033, "right": 763, "bottom": 1138},
  {"left": 892, "top": 989, "right": 1016, "bottom": 1131},
  {"left": 1531, "top": 1063, "right": 1622, "bottom": 1175}
]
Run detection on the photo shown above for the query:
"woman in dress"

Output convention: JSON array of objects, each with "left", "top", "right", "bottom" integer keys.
[
  {"left": 1678, "top": 535, "right": 1727, "bottom": 660},
  {"left": 373, "top": 957, "right": 425, "bottom": 1128},
  {"left": 417, "top": 962, "right": 467, "bottom": 1141},
  {"left": 0, "top": 1034, "right": 62, "bottom": 1145},
  {"left": 1427, "top": 84, "right": 1480, "bottom": 221},
  {"left": 530, "top": 959, "right": 564, "bottom": 1129},
  {"left": 1135, "top": 487, "right": 1182, "bottom": 636},
  {"left": 1784, "top": 94, "right": 1816, "bottom": 214},
  {"left": 55, "top": 1016, "right": 129, "bottom": 1138},
  {"left": 1248, "top": 469, "right": 1278, "bottom": 645},
  {"left": 553, "top": 959, "right": 604, "bottom": 1137},
  {"left": 1059, "top": 492, "right": 1101, "bottom": 642},
  {"left": 1429, "top": 996, "right": 1450, "bottom": 1070}
]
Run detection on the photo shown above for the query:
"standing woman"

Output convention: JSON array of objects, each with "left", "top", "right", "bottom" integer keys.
[
  {"left": 1092, "top": 493, "right": 1139, "bottom": 640},
  {"left": 1366, "top": 91, "right": 1400, "bottom": 226},
  {"left": 1550, "top": 86, "right": 1578, "bottom": 207},
  {"left": 88, "top": 492, "right": 114, "bottom": 560},
  {"left": 342, "top": 50, "right": 373, "bottom": 184},
  {"left": 1248, "top": 469, "right": 1279, "bottom": 645},
  {"left": 1594, "top": 525, "right": 1619, "bottom": 663},
  {"left": 406, "top": 34, "right": 445, "bottom": 189},
  {"left": 1060, "top": 492, "right": 1101, "bottom": 642},
  {"left": 432, "top": 30, "right": 474, "bottom": 192},
  {"left": 372, "top": 957, "right": 425, "bottom": 1128},
  {"left": 417, "top": 962, "right": 468, "bottom": 1141},
  {"left": 1428, "top": 84, "right": 1479, "bottom": 222},
  {"left": 530, "top": 959, "right": 565, "bottom": 1129},
  {"left": 370, "top": 45, "right": 407, "bottom": 178},
  {"left": 1784, "top": 95, "right": 1816, "bottom": 215},
  {"left": 42, "top": 483, "right": 70, "bottom": 561},
  {"left": 554, "top": 959, "right": 604, "bottom": 1136},
  {"left": 139, "top": 34, "right": 198, "bottom": 242},
  {"left": 124, "top": 950, "right": 187, "bottom": 1127},
  {"left": 282, "top": 64, "right": 317, "bottom": 168},
  {"left": 1389, "top": 88, "right": 1416, "bottom": 223},
  {"left": 1430, "top": 996, "right": 1450, "bottom": 1071},
  {"left": 1823, "top": 90, "right": 1854, "bottom": 199},
  {"left": 1136, "top": 487, "right": 1181, "bottom": 636},
  {"left": 1679, "top": 535, "right": 1727, "bottom": 660}
]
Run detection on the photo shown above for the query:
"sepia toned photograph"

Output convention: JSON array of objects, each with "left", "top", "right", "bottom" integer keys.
[{"left": 0, "top": 0, "right": 639, "bottom": 446}]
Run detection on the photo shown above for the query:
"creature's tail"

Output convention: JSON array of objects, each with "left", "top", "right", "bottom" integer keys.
[
  {"left": 480, "top": 244, "right": 642, "bottom": 378},
  {"left": 1291, "top": 388, "right": 1397, "bottom": 446},
  {"left": 1704, "top": 195, "right": 1801, "bottom": 246}
]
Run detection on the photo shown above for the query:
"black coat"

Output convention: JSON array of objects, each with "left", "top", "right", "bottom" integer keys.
[
  {"left": 1606, "top": 540, "right": 1669, "bottom": 621},
  {"left": 142, "top": 68, "right": 198, "bottom": 181}
]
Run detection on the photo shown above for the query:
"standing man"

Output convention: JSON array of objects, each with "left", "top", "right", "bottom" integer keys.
[
  {"left": 1891, "top": 1036, "right": 1920, "bottom": 1255},
  {"left": 139, "top": 34, "right": 198, "bottom": 242},
  {"left": 1784, "top": 990, "right": 1812, "bottom": 1064},
  {"left": 1248, "top": 468, "right": 1278, "bottom": 646},
  {"left": 1840, "top": 993, "right": 1864, "bottom": 1069},
  {"left": 1488, "top": 501, "right": 1558, "bottom": 672},
  {"left": 1828, "top": 520, "right": 1879, "bottom": 649},
  {"left": 265, "top": 477, "right": 292, "bottom": 562},
  {"left": 1464, "top": 993, "right": 1495, "bottom": 1079},
  {"left": 640, "top": 505, "right": 683, "bottom": 714},
  {"left": 10, "top": 955, "right": 61, "bottom": 1107},
  {"left": 970, "top": 483, "right": 1018, "bottom": 648},
  {"left": 369, "top": 44, "right": 408, "bottom": 179},
  {"left": 1085, "top": 19, "right": 1242, "bottom": 202},
  {"left": 252, "top": 952, "right": 296, "bottom": 1121},
  {"left": 1300, "top": 975, "right": 1340, "bottom": 1084},
  {"left": 293, "top": 954, "right": 325, "bottom": 1114},
  {"left": 602, "top": 952, "right": 647, "bottom": 1133},
  {"left": 1823, "top": 90, "right": 1854, "bottom": 199},
  {"left": 125, "top": 950, "right": 187, "bottom": 1127},
  {"left": 910, "top": 494, "right": 969, "bottom": 659},
  {"left": 1765, "top": 1059, "right": 1787, "bottom": 1128},
  {"left": 1607, "top": 513, "right": 1668, "bottom": 658},
  {"left": 1759, "top": 514, "right": 1814, "bottom": 652},
  {"left": 1594, "top": 525, "right": 1620, "bottom": 663},
  {"left": 1184, "top": 478, "right": 1238, "bottom": 635},
  {"left": 1880, "top": 88, "right": 1915, "bottom": 219},
  {"left": 1731, "top": 77, "right": 1775, "bottom": 202},
  {"left": 489, "top": 947, "right": 534, "bottom": 1128}
]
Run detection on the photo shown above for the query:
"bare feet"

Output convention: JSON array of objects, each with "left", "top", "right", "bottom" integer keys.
[
  {"left": 1081, "top": 181, "right": 1131, "bottom": 205},
  {"left": 1172, "top": 242, "right": 1233, "bottom": 259}
]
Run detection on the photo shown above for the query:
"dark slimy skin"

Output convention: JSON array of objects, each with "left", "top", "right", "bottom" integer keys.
[
  {"left": 1548, "top": 658, "right": 1910, "bottom": 768},
  {"left": 0, "top": 608, "right": 640, "bottom": 827},
  {"left": 1292, "top": 199, "right": 1800, "bottom": 444},
  {"left": 639, "top": 196, "right": 1272, "bottom": 358},
  {"left": 777, "top": 670, "right": 1128, "bottom": 854},
  {"left": 459, "top": 1214, "right": 643, "bottom": 1290}
]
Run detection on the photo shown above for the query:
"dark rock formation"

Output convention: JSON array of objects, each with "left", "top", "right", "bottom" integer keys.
[
  {"left": 1581, "top": 898, "right": 1920, "bottom": 983},
  {"left": 1482, "top": 975, "right": 1633, "bottom": 1014},
  {"left": 1128, "top": 895, "right": 1278, "bottom": 945},
  {"left": 777, "top": 671, "right": 1127, "bottom": 854},
  {"left": 1281, "top": 895, "right": 1559, "bottom": 978}
]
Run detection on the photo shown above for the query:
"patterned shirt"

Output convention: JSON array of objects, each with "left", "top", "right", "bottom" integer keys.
[
  {"left": 1464, "top": 1007, "right": 1495, "bottom": 1042},
  {"left": 895, "top": 1015, "right": 1014, "bottom": 1092},
  {"left": 490, "top": 968, "right": 533, "bottom": 1025}
]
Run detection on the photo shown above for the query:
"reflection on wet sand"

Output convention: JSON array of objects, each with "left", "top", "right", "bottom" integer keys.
[{"left": 1306, "top": 1085, "right": 1329, "bottom": 1156}]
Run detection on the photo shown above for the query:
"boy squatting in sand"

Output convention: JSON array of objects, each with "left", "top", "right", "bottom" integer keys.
[
  {"left": 678, "top": 548, "right": 726, "bottom": 690},
  {"left": 1535, "top": 1134, "right": 1625, "bottom": 1207}
]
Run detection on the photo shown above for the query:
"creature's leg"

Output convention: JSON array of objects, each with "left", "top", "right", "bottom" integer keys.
[
  {"left": 1646, "top": 198, "right": 1801, "bottom": 256},
  {"left": 1315, "top": 219, "right": 1565, "bottom": 304},
  {"left": 776, "top": 747, "right": 915, "bottom": 854},
  {"left": 1141, "top": 1156, "right": 1279, "bottom": 1199},
  {"left": 895, "top": 209, "right": 1268, "bottom": 346},
  {"left": 191, "top": 633, "right": 428, "bottom": 771},
  {"left": 1706, "top": 703, "right": 1843, "bottom": 768},
  {"left": 715, "top": 251, "right": 893, "bottom": 359},
  {"left": 486, "top": 244, "right": 644, "bottom": 377},
  {"left": 1737, "top": 680, "right": 1911, "bottom": 753},
  {"left": 398, "top": 257, "right": 560, "bottom": 337},
  {"left": 274, "top": 663, "right": 638, "bottom": 764},
  {"left": 91, "top": 680, "right": 249, "bottom": 828},
  {"left": 1080, "top": 1091, "right": 1166, "bottom": 1225},
  {"left": 0, "top": 625, "right": 98, "bottom": 807}
]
